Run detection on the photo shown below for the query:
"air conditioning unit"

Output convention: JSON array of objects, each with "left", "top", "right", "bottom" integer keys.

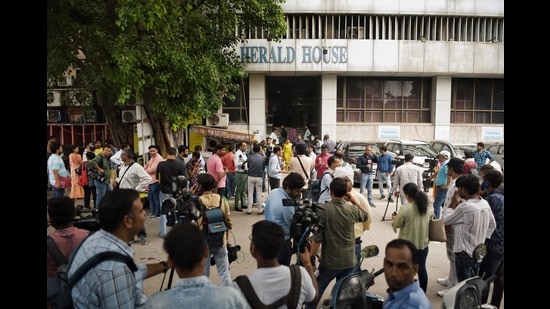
[
  {"left": 206, "top": 113, "right": 229, "bottom": 127},
  {"left": 47, "top": 91, "right": 61, "bottom": 106},
  {"left": 47, "top": 110, "right": 62, "bottom": 123},
  {"left": 122, "top": 110, "right": 137, "bottom": 123}
]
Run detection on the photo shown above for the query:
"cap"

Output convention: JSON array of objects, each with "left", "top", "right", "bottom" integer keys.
[{"left": 438, "top": 150, "right": 450, "bottom": 159}]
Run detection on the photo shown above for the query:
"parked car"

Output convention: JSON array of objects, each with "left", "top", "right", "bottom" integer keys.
[
  {"left": 430, "top": 140, "right": 503, "bottom": 172},
  {"left": 485, "top": 142, "right": 504, "bottom": 172},
  {"left": 336, "top": 141, "right": 380, "bottom": 185},
  {"left": 384, "top": 139, "right": 439, "bottom": 192}
]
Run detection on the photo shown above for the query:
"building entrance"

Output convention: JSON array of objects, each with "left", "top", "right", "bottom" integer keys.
[{"left": 266, "top": 76, "right": 321, "bottom": 139}]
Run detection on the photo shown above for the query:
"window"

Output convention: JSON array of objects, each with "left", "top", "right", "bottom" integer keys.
[
  {"left": 337, "top": 77, "right": 432, "bottom": 123},
  {"left": 451, "top": 78, "right": 503, "bottom": 124},
  {"left": 222, "top": 78, "right": 249, "bottom": 123}
]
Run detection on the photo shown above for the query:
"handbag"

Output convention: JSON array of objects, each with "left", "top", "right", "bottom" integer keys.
[
  {"left": 59, "top": 176, "right": 72, "bottom": 190},
  {"left": 429, "top": 215, "right": 446, "bottom": 242}
]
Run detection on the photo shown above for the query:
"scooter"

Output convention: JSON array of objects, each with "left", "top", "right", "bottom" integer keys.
[
  {"left": 321, "top": 245, "right": 385, "bottom": 309},
  {"left": 442, "top": 244, "right": 498, "bottom": 309}
]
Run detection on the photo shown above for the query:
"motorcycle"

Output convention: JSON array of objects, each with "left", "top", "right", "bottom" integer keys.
[
  {"left": 320, "top": 245, "right": 385, "bottom": 309},
  {"left": 442, "top": 244, "right": 498, "bottom": 309}
]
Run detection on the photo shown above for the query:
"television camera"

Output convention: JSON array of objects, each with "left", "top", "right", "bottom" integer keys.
[
  {"left": 73, "top": 205, "right": 101, "bottom": 231},
  {"left": 161, "top": 175, "right": 202, "bottom": 226},
  {"left": 283, "top": 198, "right": 324, "bottom": 254}
]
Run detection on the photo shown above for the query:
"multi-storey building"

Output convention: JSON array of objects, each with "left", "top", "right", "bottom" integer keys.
[{"left": 218, "top": 0, "right": 504, "bottom": 144}]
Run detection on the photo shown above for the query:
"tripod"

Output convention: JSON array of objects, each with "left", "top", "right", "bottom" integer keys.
[{"left": 382, "top": 186, "right": 399, "bottom": 221}]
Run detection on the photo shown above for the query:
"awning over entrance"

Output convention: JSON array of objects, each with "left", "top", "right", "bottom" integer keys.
[{"left": 190, "top": 125, "right": 253, "bottom": 142}]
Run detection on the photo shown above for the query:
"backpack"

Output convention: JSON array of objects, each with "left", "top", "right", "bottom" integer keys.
[
  {"left": 46, "top": 235, "right": 138, "bottom": 309},
  {"left": 310, "top": 171, "right": 330, "bottom": 203},
  {"left": 235, "top": 264, "right": 301, "bottom": 309},
  {"left": 201, "top": 197, "right": 228, "bottom": 250}
]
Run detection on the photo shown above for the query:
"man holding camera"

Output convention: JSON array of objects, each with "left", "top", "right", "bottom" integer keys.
[
  {"left": 157, "top": 147, "right": 189, "bottom": 238},
  {"left": 305, "top": 177, "right": 370, "bottom": 309},
  {"left": 264, "top": 172, "right": 306, "bottom": 266},
  {"left": 195, "top": 173, "right": 234, "bottom": 286}
]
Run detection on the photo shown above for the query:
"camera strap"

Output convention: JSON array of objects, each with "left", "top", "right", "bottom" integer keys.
[
  {"left": 296, "top": 156, "right": 310, "bottom": 182},
  {"left": 117, "top": 162, "right": 135, "bottom": 187}
]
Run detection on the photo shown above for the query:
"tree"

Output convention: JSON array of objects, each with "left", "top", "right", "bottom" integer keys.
[{"left": 47, "top": 0, "right": 287, "bottom": 154}]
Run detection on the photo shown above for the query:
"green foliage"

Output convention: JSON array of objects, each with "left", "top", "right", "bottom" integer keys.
[{"left": 47, "top": 0, "right": 287, "bottom": 131}]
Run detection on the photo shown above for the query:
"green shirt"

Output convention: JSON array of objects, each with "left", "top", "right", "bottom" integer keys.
[
  {"left": 391, "top": 202, "right": 432, "bottom": 250},
  {"left": 312, "top": 200, "right": 369, "bottom": 270},
  {"left": 91, "top": 153, "right": 111, "bottom": 183}
]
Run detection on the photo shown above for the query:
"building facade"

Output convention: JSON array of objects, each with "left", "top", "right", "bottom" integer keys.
[{"left": 223, "top": 0, "right": 504, "bottom": 144}]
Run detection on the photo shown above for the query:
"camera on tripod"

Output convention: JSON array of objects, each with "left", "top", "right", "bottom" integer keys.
[
  {"left": 73, "top": 205, "right": 101, "bottom": 231},
  {"left": 284, "top": 198, "right": 324, "bottom": 253},
  {"left": 162, "top": 176, "right": 202, "bottom": 226}
]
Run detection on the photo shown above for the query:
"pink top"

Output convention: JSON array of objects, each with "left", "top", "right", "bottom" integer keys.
[
  {"left": 144, "top": 154, "right": 164, "bottom": 183},
  {"left": 207, "top": 153, "right": 226, "bottom": 188}
]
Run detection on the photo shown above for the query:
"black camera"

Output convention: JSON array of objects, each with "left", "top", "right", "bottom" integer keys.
[
  {"left": 285, "top": 199, "right": 324, "bottom": 253},
  {"left": 211, "top": 243, "right": 241, "bottom": 266},
  {"left": 74, "top": 205, "right": 101, "bottom": 231}
]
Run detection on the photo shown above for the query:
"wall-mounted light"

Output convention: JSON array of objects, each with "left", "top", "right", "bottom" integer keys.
[{"left": 419, "top": 35, "right": 427, "bottom": 42}]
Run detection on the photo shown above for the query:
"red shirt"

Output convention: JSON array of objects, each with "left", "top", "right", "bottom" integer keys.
[{"left": 221, "top": 151, "right": 236, "bottom": 173}]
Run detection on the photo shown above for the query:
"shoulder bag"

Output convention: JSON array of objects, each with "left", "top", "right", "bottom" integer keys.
[{"left": 429, "top": 215, "right": 446, "bottom": 242}]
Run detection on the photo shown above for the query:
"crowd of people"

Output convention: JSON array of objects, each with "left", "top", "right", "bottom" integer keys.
[{"left": 47, "top": 130, "right": 504, "bottom": 308}]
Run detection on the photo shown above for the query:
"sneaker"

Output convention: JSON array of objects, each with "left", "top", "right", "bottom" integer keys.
[
  {"left": 380, "top": 195, "right": 386, "bottom": 200},
  {"left": 253, "top": 202, "right": 258, "bottom": 206},
  {"left": 388, "top": 197, "right": 395, "bottom": 203},
  {"left": 247, "top": 209, "right": 252, "bottom": 215},
  {"left": 139, "top": 236, "right": 148, "bottom": 246},
  {"left": 258, "top": 209, "right": 264, "bottom": 215},
  {"left": 437, "top": 277, "right": 450, "bottom": 286},
  {"left": 437, "top": 289, "right": 448, "bottom": 297}
]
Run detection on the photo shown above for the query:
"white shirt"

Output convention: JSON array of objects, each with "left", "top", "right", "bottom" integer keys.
[
  {"left": 443, "top": 197, "right": 496, "bottom": 257},
  {"left": 234, "top": 149, "right": 248, "bottom": 172},
  {"left": 231, "top": 265, "right": 316, "bottom": 308},
  {"left": 268, "top": 153, "right": 282, "bottom": 179},
  {"left": 116, "top": 161, "right": 153, "bottom": 192},
  {"left": 269, "top": 132, "right": 279, "bottom": 145},
  {"left": 394, "top": 162, "right": 424, "bottom": 192}
]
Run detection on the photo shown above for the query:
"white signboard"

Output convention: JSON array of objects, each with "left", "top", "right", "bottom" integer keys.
[
  {"left": 378, "top": 126, "right": 400, "bottom": 139},
  {"left": 482, "top": 127, "right": 503, "bottom": 142}
]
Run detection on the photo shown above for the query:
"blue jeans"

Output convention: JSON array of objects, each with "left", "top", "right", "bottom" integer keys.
[
  {"left": 305, "top": 265, "right": 355, "bottom": 309},
  {"left": 433, "top": 187, "right": 448, "bottom": 219},
  {"left": 455, "top": 251, "right": 481, "bottom": 282},
  {"left": 148, "top": 183, "right": 161, "bottom": 216},
  {"left": 416, "top": 246, "right": 429, "bottom": 292},
  {"left": 94, "top": 180, "right": 111, "bottom": 207},
  {"left": 360, "top": 173, "right": 375, "bottom": 204},
  {"left": 204, "top": 245, "right": 232, "bottom": 286},
  {"left": 52, "top": 187, "right": 65, "bottom": 199},
  {"left": 159, "top": 191, "right": 173, "bottom": 237},
  {"left": 225, "top": 172, "right": 235, "bottom": 198},
  {"left": 377, "top": 171, "right": 392, "bottom": 197}
]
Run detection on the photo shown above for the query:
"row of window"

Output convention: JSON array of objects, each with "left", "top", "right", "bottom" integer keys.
[
  {"left": 223, "top": 77, "right": 504, "bottom": 125},
  {"left": 239, "top": 14, "right": 504, "bottom": 43}
]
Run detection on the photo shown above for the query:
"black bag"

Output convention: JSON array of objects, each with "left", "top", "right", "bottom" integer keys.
[
  {"left": 310, "top": 171, "right": 330, "bottom": 203},
  {"left": 47, "top": 236, "right": 137, "bottom": 309}
]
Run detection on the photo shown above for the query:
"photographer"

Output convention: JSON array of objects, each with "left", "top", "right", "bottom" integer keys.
[
  {"left": 305, "top": 177, "right": 369, "bottom": 309},
  {"left": 47, "top": 197, "right": 89, "bottom": 278},
  {"left": 232, "top": 220, "right": 319, "bottom": 308},
  {"left": 157, "top": 146, "right": 188, "bottom": 238},
  {"left": 393, "top": 153, "right": 424, "bottom": 205},
  {"left": 195, "top": 173, "right": 234, "bottom": 286},
  {"left": 264, "top": 172, "right": 306, "bottom": 266}
]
